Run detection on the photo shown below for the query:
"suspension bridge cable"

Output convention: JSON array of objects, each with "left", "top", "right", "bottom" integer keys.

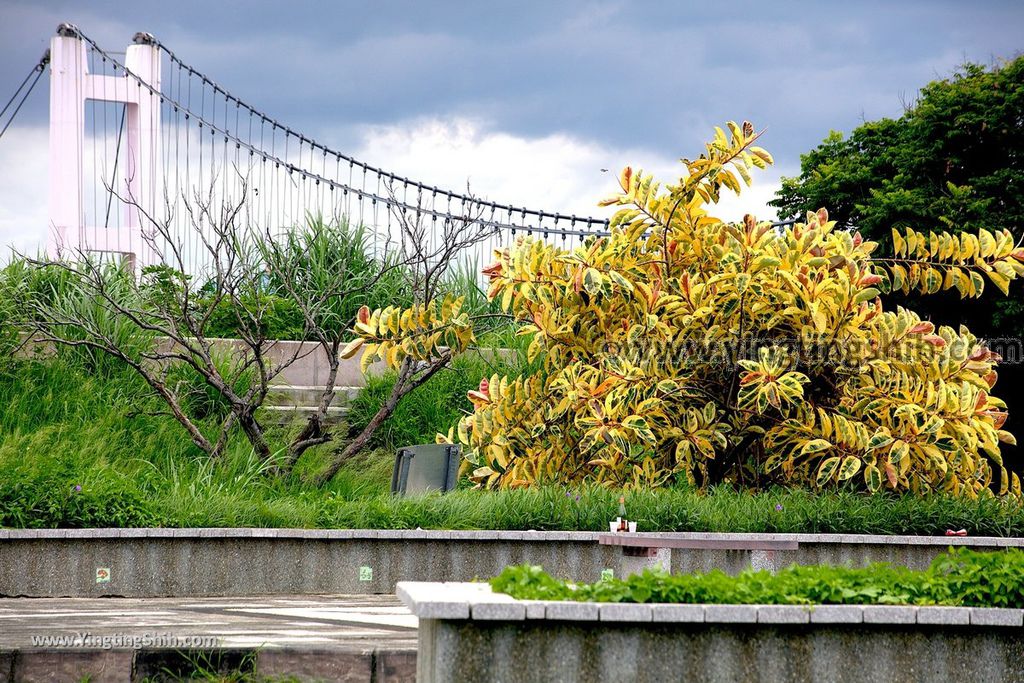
[
  {"left": 103, "top": 104, "right": 127, "bottom": 228},
  {"left": 0, "top": 52, "right": 49, "bottom": 142},
  {"left": 0, "top": 51, "right": 48, "bottom": 123},
  {"left": 67, "top": 25, "right": 612, "bottom": 231},
  {"left": 57, "top": 22, "right": 800, "bottom": 277},
  {"left": 0, "top": 69, "right": 36, "bottom": 124}
]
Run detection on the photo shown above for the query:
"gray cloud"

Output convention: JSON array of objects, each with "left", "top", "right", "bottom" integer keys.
[{"left": 0, "top": 0, "right": 1022, "bottom": 188}]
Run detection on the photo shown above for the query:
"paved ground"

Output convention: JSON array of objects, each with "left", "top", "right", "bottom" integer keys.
[
  {"left": 0, "top": 594, "right": 417, "bottom": 651},
  {"left": 0, "top": 595, "right": 418, "bottom": 681}
]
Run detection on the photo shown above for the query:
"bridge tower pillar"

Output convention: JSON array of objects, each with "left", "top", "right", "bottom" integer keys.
[
  {"left": 47, "top": 25, "right": 86, "bottom": 261},
  {"left": 122, "top": 32, "right": 161, "bottom": 269},
  {"left": 47, "top": 25, "right": 161, "bottom": 270}
]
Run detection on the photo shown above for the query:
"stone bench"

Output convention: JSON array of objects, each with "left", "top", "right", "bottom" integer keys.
[{"left": 598, "top": 532, "right": 799, "bottom": 575}]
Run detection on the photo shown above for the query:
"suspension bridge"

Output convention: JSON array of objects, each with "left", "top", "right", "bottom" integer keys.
[{"left": 1, "top": 24, "right": 793, "bottom": 275}]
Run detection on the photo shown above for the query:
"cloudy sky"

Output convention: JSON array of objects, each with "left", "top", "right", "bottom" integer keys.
[{"left": 1, "top": 0, "right": 1022, "bottom": 253}]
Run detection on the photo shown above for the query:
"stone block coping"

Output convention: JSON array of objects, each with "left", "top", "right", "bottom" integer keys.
[
  {"left": 397, "top": 581, "right": 1024, "bottom": 627},
  {"left": 0, "top": 528, "right": 601, "bottom": 542},
  {"left": 2, "top": 528, "right": 1024, "bottom": 547}
]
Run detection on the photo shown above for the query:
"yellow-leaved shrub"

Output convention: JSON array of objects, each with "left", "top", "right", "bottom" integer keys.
[{"left": 353, "top": 121, "right": 1024, "bottom": 497}]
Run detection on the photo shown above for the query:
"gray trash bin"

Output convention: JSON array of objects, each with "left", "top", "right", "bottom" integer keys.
[{"left": 391, "top": 444, "right": 461, "bottom": 495}]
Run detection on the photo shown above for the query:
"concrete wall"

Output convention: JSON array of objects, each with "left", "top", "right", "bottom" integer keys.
[
  {"left": 18, "top": 335, "right": 383, "bottom": 387},
  {"left": 0, "top": 648, "right": 416, "bottom": 683},
  {"left": 418, "top": 620, "right": 1024, "bottom": 683},
  {"left": 0, "top": 530, "right": 617, "bottom": 598},
  {"left": 155, "top": 338, "right": 382, "bottom": 387},
  {"left": 400, "top": 582, "right": 1024, "bottom": 683},
  {"left": 21, "top": 335, "right": 511, "bottom": 387},
  {"left": 178, "top": 338, "right": 508, "bottom": 386},
  {"left": 2, "top": 530, "right": 1024, "bottom": 598}
]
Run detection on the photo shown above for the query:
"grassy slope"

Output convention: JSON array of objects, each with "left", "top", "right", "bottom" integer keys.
[{"left": 2, "top": 353, "right": 1024, "bottom": 533}]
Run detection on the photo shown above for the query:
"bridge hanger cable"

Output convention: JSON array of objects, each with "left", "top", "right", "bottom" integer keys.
[
  {"left": 62, "top": 23, "right": 800, "bottom": 274},
  {"left": 66, "top": 24, "right": 612, "bottom": 233},
  {"left": 0, "top": 51, "right": 49, "bottom": 142},
  {"left": 74, "top": 50, "right": 573, "bottom": 234},
  {"left": 0, "top": 59, "right": 43, "bottom": 123}
]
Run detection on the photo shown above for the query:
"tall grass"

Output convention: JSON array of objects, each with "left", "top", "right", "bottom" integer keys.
[
  {"left": 315, "top": 485, "right": 1024, "bottom": 536},
  {"left": 344, "top": 348, "right": 528, "bottom": 451},
  {"left": 202, "top": 216, "right": 413, "bottom": 340},
  {"left": 0, "top": 354, "right": 389, "bottom": 528},
  {"left": 2, "top": 316, "right": 1023, "bottom": 533}
]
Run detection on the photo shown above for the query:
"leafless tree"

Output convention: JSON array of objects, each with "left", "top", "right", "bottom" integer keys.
[
  {"left": 26, "top": 179, "right": 395, "bottom": 469},
  {"left": 27, "top": 172, "right": 497, "bottom": 482},
  {"left": 257, "top": 215, "right": 407, "bottom": 470},
  {"left": 313, "top": 182, "right": 495, "bottom": 484}
]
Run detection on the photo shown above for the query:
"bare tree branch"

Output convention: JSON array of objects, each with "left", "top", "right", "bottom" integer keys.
[
  {"left": 25, "top": 177, "right": 311, "bottom": 463},
  {"left": 315, "top": 183, "right": 495, "bottom": 484}
]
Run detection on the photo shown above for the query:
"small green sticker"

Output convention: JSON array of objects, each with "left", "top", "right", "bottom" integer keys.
[
  {"left": 600, "top": 568, "right": 614, "bottom": 581},
  {"left": 359, "top": 566, "right": 373, "bottom": 582}
]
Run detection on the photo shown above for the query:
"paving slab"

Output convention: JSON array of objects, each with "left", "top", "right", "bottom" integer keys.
[
  {"left": 757, "top": 605, "right": 810, "bottom": 624},
  {"left": 917, "top": 606, "right": 971, "bottom": 625},
  {"left": 862, "top": 605, "right": 918, "bottom": 624},
  {"left": 598, "top": 602, "right": 653, "bottom": 622},
  {"left": 650, "top": 603, "right": 705, "bottom": 623},
  {"left": 0, "top": 594, "right": 417, "bottom": 682},
  {"left": 704, "top": 604, "right": 757, "bottom": 623}
]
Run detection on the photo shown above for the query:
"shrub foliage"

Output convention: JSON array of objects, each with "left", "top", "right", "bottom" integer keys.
[
  {"left": 491, "top": 547, "right": 1024, "bottom": 608},
  {"left": 352, "top": 122, "right": 1023, "bottom": 496}
]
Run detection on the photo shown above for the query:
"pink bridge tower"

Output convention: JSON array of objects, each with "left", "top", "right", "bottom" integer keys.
[{"left": 47, "top": 23, "right": 161, "bottom": 270}]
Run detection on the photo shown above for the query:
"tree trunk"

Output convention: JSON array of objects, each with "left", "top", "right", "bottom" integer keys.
[
  {"left": 236, "top": 408, "right": 272, "bottom": 463},
  {"left": 282, "top": 352, "right": 341, "bottom": 471},
  {"left": 313, "top": 371, "right": 407, "bottom": 486},
  {"left": 314, "top": 354, "right": 452, "bottom": 486}
]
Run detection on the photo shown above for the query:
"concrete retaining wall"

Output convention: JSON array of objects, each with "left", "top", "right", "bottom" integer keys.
[
  {"left": 400, "top": 582, "right": 1024, "bottom": 683},
  {"left": 22, "top": 335, "right": 511, "bottom": 387},
  {"left": 2, "top": 529, "right": 1023, "bottom": 598},
  {"left": 418, "top": 618, "right": 1024, "bottom": 683},
  {"left": 19, "top": 336, "right": 383, "bottom": 387},
  {"left": 156, "top": 338, "right": 382, "bottom": 387}
]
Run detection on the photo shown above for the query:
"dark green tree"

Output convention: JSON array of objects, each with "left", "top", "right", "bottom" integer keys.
[
  {"left": 773, "top": 57, "right": 1024, "bottom": 239},
  {"left": 772, "top": 55, "right": 1024, "bottom": 466}
]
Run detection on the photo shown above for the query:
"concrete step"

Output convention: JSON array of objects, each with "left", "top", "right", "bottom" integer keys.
[
  {"left": 261, "top": 404, "right": 350, "bottom": 426},
  {"left": 266, "top": 385, "right": 361, "bottom": 408}
]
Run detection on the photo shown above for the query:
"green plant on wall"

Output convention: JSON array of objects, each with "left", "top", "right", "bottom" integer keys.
[{"left": 491, "top": 547, "right": 1024, "bottom": 608}]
